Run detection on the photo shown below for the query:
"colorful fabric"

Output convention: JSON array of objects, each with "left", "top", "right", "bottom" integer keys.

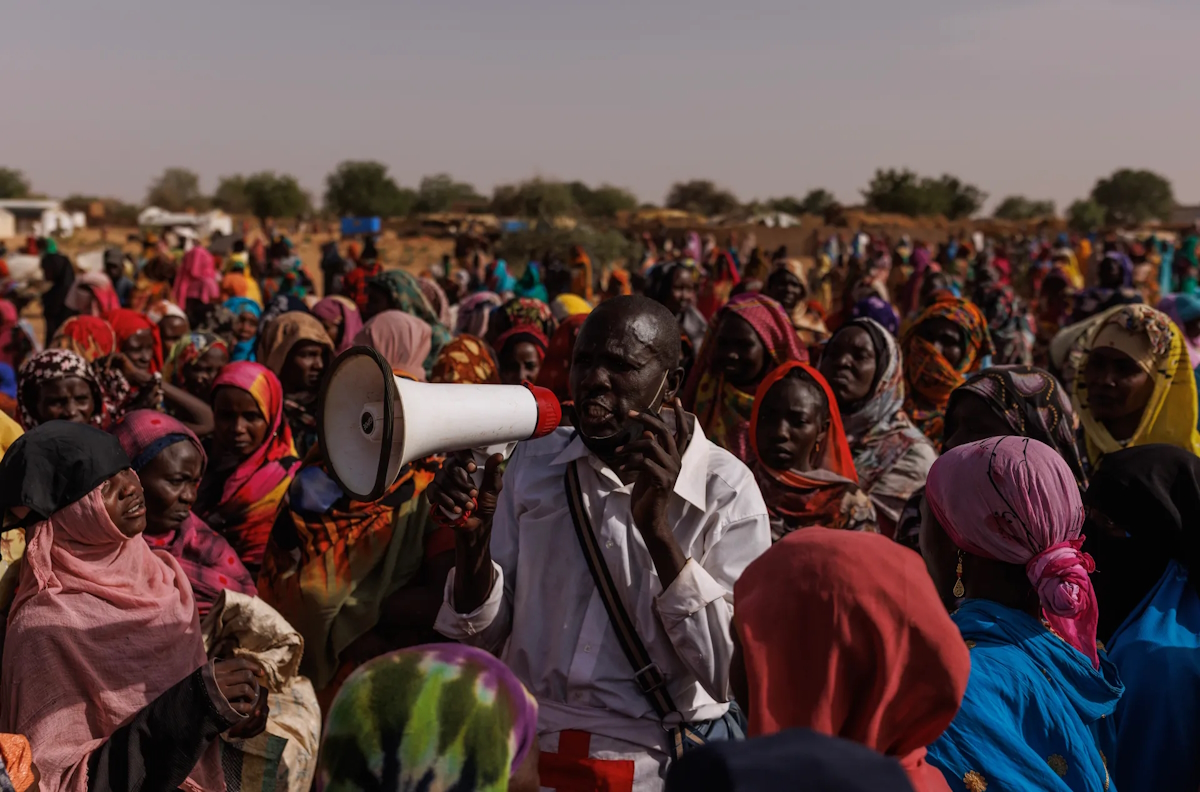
[
  {"left": 0, "top": 735, "right": 34, "bottom": 792},
  {"left": 1070, "top": 304, "right": 1200, "bottom": 465},
  {"left": 224, "top": 297, "right": 262, "bottom": 362},
  {"left": 63, "top": 272, "right": 121, "bottom": 317},
  {"left": 257, "top": 311, "right": 333, "bottom": 378},
  {"left": 163, "top": 332, "right": 228, "bottom": 389},
  {"left": 259, "top": 447, "right": 438, "bottom": 690},
  {"left": 416, "top": 276, "right": 454, "bottom": 327},
  {"left": 368, "top": 270, "right": 452, "bottom": 376},
  {"left": 353, "top": 310, "right": 432, "bottom": 382},
  {"left": 50, "top": 316, "right": 117, "bottom": 363},
  {"left": 550, "top": 293, "right": 592, "bottom": 321},
  {"left": 311, "top": 296, "right": 363, "bottom": 355},
  {"left": 111, "top": 409, "right": 257, "bottom": 617},
  {"left": 0, "top": 425, "right": 221, "bottom": 792},
  {"left": 569, "top": 246, "right": 594, "bottom": 302},
  {"left": 750, "top": 362, "right": 876, "bottom": 539},
  {"left": 514, "top": 263, "right": 550, "bottom": 303},
  {"left": 494, "top": 325, "right": 549, "bottom": 365},
  {"left": 17, "top": 349, "right": 107, "bottom": 429},
  {"left": 928, "top": 598, "right": 1121, "bottom": 792},
  {"left": 320, "top": 644, "right": 538, "bottom": 792},
  {"left": 490, "top": 297, "right": 557, "bottom": 341},
  {"left": 734, "top": 529, "right": 969, "bottom": 792},
  {"left": 1157, "top": 293, "right": 1200, "bottom": 370},
  {"left": 698, "top": 251, "right": 741, "bottom": 319},
  {"left": 431, "top": 335, "right": 500, "bottom": 385},
  {"left": 947, "top": 365, "right": 1088, "bottom": 488},
  {"left": 849, "top": 294, "right": 900, "bottom": 335},
  {"left": 769, "top": 259, "right": 826, "bottom": 343},
  {"left": 974, "top": 283, "right": 1033, "bottom": 366},
  {"left": 198, "top": 362, "right": 299, "bottom": 569},
  {"left": 0, "top": 301, "right": 18, "bottom": 368},
  {"left": 835, "top": 319, "right": 936, "bottom": 524},
  {"left": 456, "top": 291, "right": 504, "bottom": 338},
  {"left": 901, "top": 297, "right": 993, "bottom": 446},
  {"left": 106, "top": 307, "right": 164, "bottom": 374},
  {"left": 535, "top": 314, "right": 589, "bottom": 402},
  {"left": 344, "top": 261, "right": 383, "bottom": 310},
  {"left": 144, "top": 299, "right": 187, "bottom": 325},
  {"left": 683, "top": 293, "right": 809, "bottom": 463},
  {"left": 926, "top": 436, "right": 1099, "bottom": 668}
]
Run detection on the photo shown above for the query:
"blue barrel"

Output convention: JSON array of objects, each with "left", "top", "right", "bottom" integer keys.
[{"left": 340, "top": 217, "right": 382, "bottom": 236}]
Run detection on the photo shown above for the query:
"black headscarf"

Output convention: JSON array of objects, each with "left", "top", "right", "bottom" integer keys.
[
  {"left": 665, "top": 729, "right": 914, "bottom": 792},
  {"left": 0, "top": 422, "right": 130, "bottom": 524},
  {"left": 1083, "top": 444, "right": 1200, "bottom": 640}
]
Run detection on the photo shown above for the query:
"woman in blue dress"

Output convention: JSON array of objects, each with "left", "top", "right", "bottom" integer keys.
[
  {"left": 921, "top": 436, "right": 1122, "bottom": 792},
  {"left": 1084, "top": 444, "right": 1200, "bottom": 792}
]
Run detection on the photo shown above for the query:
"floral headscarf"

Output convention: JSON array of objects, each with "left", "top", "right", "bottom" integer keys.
[
  {"left": 430, "top": 335, "right": 500, "bottom": 385},
  {"left": 162, "top": 332, "right": 229, "bottom": 389},
  {"left": 16, "top": 349, "right": 107, "bottom": 429},
  {"left": 901, "top": 296, "right": 993, "bottom": 446}
]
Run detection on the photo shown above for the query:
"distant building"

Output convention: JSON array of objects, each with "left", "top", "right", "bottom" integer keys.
[
  {"left": 1170, "top": 205, "right": 1200, "bottom": 227},
  {"left": 0, "top": 199, "right": 84, "bottom": 238}
]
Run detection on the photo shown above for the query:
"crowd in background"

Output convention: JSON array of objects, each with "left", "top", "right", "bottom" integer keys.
[{"left": 0, "top": 218, "right": 1198, "bottom": 792}]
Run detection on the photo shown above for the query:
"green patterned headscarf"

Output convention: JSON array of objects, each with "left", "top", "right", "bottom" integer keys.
[{"left": 319, "top": 644, "right": 538, "bottom": 792}]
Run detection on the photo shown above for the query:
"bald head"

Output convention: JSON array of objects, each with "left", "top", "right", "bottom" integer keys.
[{"left": 583, "top": 295, "right": 682, "bottom": 367}]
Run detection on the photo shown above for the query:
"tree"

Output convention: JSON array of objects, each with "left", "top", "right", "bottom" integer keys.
[
  {"left": 862, "top": 169, "right": 986, "bottom": 219},
  {"left": 992, "top": 196, "right": 1056, "bottom": 221},
  {"left": 145, "top": 167, "right": 205, "bottom": 211},
  {"left": 323, "top": 161, "right": 416, "bottom": 217},
  {"left": 566, "top": 182, "right": 639, "bottom": 219},
  {"left": 490, "top": 179, "right": 578, "bottom": 219},
  {"left": 1067, "top": 199, "right": 1107, "bottom": 233},
  {"left": 212, "top": 175, "right": 250, "bottom": 214},
  {"left": 664, "top": 180, "right": 740, "bottom": 217},
  {"left": 0, "top": 168, "right": 31, "bottom": 199},
  {"left": 413, "top": 173, "right": 485, "bottom": 214},
  {"left": 766, "top": 189, "right": 837, "bottom": 217},
  {"left": 1090, "top": 168, "right": 1174, "bottom": 226},
  {"left": 242, "top": 172, "right": 311, "bottom": 223}
]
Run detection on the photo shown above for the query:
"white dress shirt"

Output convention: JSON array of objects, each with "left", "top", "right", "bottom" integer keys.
[{"left": 434, "top": 422, "right": 770, "bottom": 752}]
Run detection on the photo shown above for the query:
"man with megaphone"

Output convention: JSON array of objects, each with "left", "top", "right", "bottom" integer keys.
[{"left": 433, "top": 296, "right": 772, "bottom": 792}]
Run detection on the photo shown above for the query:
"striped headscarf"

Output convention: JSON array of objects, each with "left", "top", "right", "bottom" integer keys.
[
  {"left": 198, "top": 362, "right": 299, "bottom": 568},
  {"left": 320, "top": 644, "right": 538, "bottom": 792}
]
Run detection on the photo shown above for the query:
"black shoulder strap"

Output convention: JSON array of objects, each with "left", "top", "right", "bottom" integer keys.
[{"left": 564, "top": 460, "right": 676, "bottom": 720}]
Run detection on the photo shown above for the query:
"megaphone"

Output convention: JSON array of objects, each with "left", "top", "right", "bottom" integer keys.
[{"left": 319, "top": 346, "right": 563, "bottom": 501}]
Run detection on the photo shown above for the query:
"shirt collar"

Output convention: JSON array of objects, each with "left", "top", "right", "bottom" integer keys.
[{"left": 550, "top": 417, "right": 709, "bottom": 512}]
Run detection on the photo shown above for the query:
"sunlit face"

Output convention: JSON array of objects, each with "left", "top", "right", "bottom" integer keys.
[
  {"left": 712, "top": 314, "right": 766, "bottom": 388},
  {"left": 212, "top": 387, "right": 269, "bottom": 462},
  {"left": 123, "top": 329, "right": 156, "bottom": 371},
  {"left": 141, "top": 441, "right": 203, "bottom": 535},
  {"left": 499, "top": 341, "right": 542, "bottom": 385},
  {"left": 819, "top": 326, "right": 877, "bottom": 409},
  {"left": 33, "top": 376, "right": 95, "bottom": 425},
  {"left": 753, "top": 373, "right": 828, "bottom": 473},
  {"left": 1084, "top": 346, "right": 1154, "bottom": 426},
  {"left": 102, "top": 468, "right": 147, "bottom": 537}
]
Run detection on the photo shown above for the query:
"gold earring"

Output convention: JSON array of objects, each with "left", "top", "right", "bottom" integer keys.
[{"left": 953, "top": 550, "right": 965, "bottom": 598}]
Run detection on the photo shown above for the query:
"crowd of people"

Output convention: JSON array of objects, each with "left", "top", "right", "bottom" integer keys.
[{"left": 0, "top": 223, "right": 1198, "bottom": 791}]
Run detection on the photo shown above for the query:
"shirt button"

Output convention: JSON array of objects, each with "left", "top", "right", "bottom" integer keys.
[
  {"left": 605, "top": 540, "right": 614, "bottom": 548},
  {"left": 584, "top": 644, "right": 591, "bottom": 653}
]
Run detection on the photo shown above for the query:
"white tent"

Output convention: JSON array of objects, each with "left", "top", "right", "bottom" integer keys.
[{"left": 138, "top": 207, "right": 233, "bottom": 238}]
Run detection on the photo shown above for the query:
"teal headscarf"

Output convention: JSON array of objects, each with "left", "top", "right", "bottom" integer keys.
[
  {"left": 514, "top": 262, "right": 549, "bottom": 303},
  {"left": 320, "top": 644, "right": 538, "bottom": 792},
  {"left": 223, "top": 297, "right": 262, "bottom": 362}
]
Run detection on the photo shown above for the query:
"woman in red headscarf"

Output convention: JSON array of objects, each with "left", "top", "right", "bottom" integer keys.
[{"left": 749, "top": 361, "right": 877, "bottom": 540}]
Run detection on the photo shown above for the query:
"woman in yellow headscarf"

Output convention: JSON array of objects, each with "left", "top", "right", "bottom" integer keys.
[{"left": 1070, "top": 304, "right": 1200, "bottom": 467}]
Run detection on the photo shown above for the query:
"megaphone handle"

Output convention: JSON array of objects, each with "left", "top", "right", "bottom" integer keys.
[{"left": 436, "top": 444, "right": 516, "bottom": 525}]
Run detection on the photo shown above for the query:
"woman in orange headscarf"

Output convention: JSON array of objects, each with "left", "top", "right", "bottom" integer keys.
[
  {"left": 749, "top": 361, "right": 877, "bottom": 540},
  {"left": 733, "top": 528, "right": 970, "bottom": 792}
]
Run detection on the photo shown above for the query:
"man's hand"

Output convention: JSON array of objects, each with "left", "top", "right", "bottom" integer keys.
[
  {"left": 213, "top": 658, "right": 263, "bottom": 718},
  {"left": 427, "top": 453, "right": 505, "bottom": 613},
  {"left": 226, "top": 688, "right": 270, "bottom": 739},
  {"left": 617, "top": 398, "right": 690, "bottom": 587}
]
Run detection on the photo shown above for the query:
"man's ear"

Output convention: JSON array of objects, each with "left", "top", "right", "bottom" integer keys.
[{"left": 661, "top": 366, "right": 686, "bottom": 406}]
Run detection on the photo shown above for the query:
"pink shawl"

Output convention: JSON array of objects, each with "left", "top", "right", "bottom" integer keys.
[
  {"left": 174, "top": 247, "right": 221, "bottom": 305},
  {"left": 64, "top": 273, "right": 121, "bottom": 317},
  {"left": 353, "top": 310, "right": 433, "bottom": 381},
  {"left": 0, "top": 488, "right": 224, "bottom": 792},
  {"left": 311, "top": 296, "right": 364, "bottom": 354},
  {"left": 925, "top": 436, "right": 1099, "bottom": 668}
]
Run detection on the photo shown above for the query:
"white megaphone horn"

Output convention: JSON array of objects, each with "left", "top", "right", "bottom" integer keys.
[{"left": 319, "top": 346, "right": 563, "bottom": 501}]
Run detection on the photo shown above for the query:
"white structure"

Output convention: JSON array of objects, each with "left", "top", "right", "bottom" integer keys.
[
  {"left": 0, "top": 199, "right": 84, "bottom": 238},
  {"left": 0, "top": 209, "right": 14, "bottom": 239},
  {"left": 138, "top": 207, "right": 233, "bottom": 238}
]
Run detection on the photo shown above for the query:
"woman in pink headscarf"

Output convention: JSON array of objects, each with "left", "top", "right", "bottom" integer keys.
[
  {"left": 174, "top": 246, "right": 221, "bottom": 317},
  {"left": 920, "top": 436, "right": 1121, "bottom": 792},
  {"left": 353, "top": 310, "right": 433, "bottom": 382}
]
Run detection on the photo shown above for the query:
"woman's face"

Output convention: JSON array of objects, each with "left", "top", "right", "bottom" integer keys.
[
  {"left": 141, "top": 441, "right": 203, "bottom": 535},
  {"left": 918, "top": 317, "right": 965, "bottom": 368},
  {"left": 942, "top": 391, "right": 1015, "bottom": 451},
  {"left": 233, "top": 312, "right": 260, "bottom": 342},
  {"left": 102, "top": 468, "right": 147, "bottom": 537},
  {"left": 281, "top": 341, "right": 328, "bottom": 394},
  {"left": 212, "top": 387, "right": 269, "bottom": 461},
  {"left": 765, "top": 269, "right": 804, "bottom": 312},
  {"left": 499, "top": 341, "right": 542, "bottom": 386},
  {"left": 159, "top": 316, "right": 189, "bottom": 353},
  {"left": 1084, "top": 347, "right": 1154, "bottom": 428},
  {"left": 713, "top": 314, "right": 767, "bottom": 388},
  {"left": 753, "top": 374, "right": 828, "bottom": 473},
  {"left": 363, "top": 284, "right": 392, "bottom": 321},
  {"left": 664, "top": 267, "right": 696, "bottom": 315},
  {"left": 122, "top": 329, "right": 156, "bottom": 371},
  {"left": 919, "top": 496, "right": 960, "bottom": 612},
  {"left": 34, "top": 376, "right": 95, "bottom": 425},
  {"left": 819, "top": 326, "right": 877, "bottom": 408},
  {"left": 183, "top": 346, "right": 229, "bottom": 400}
]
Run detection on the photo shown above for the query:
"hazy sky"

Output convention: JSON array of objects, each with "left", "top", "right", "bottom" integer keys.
[{"left": 4, "top": 0, "right": 1197, "bottom": 211}]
